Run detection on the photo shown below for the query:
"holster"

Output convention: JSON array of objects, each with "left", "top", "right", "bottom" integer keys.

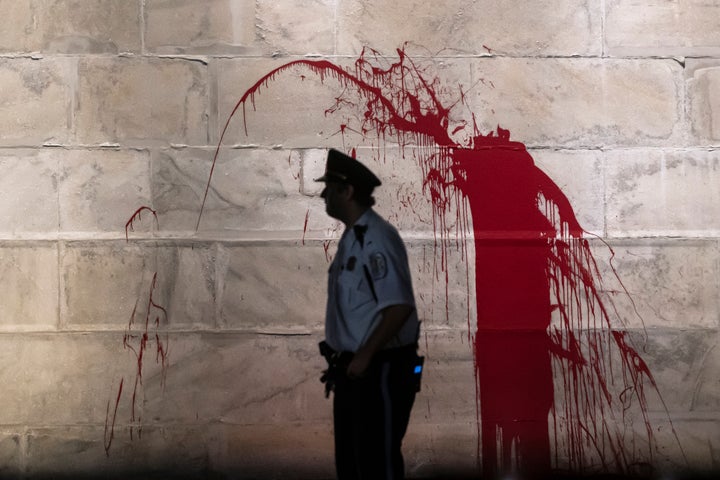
[
  {"left": 319, "top": 341, "right": 353, "bottom": 398},
  {"left": 319, "top": 341, "right": 425, "bottom": 395}
]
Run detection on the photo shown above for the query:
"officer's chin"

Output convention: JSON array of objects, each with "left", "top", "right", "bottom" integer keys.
[
  {"left": 326, "top": 207, "right": 342, "bottom": 222},
  {"left": 324, "top": 203, "right": 334, "bottom": 217}
]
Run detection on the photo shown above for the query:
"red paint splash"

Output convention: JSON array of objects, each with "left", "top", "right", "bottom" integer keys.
[{"left": 198, "top": 45, "right": 685, "bottom": 476}]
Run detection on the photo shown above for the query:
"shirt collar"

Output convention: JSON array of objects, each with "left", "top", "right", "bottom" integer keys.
[{"left": 349, "top": 209, "right": 373, "bottom": 247}]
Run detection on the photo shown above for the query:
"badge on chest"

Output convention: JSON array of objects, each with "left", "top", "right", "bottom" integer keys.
[{"left": 368, "top": 252, "right": 387, "bottom": 279}]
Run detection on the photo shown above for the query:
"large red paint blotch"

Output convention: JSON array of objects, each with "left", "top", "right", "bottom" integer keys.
[{"left": 194, "top": 45, "right": 684, "bottom": 477}]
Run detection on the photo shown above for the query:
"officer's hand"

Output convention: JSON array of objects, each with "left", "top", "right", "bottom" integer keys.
[{"left": 346, "top": 350, "right": 372, "bottom": 379}]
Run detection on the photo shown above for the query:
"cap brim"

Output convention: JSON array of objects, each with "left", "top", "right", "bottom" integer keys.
[{"left": 314, "top": 171, "right": 348, "bottom": 183}]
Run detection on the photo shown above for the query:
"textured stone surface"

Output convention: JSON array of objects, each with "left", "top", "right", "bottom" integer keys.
[
  {"left": 256, "top": 0, "right": 336, "bottom": 55},
  {"left": 592, "top": 239, "right": 720, "bottom": 330},
  {"left": 145, "top": 0, "right": 256, "bottom": 55},
  {"left": 0, "top": 0, "right": 141, "bottom": 54},
  {"left": 689, "top": 62, "right": 720, "bottom": 142},
  {"left": 0, "top": 243, "right": 58, "bottom": 331},
  {"left": 337, "top": 0, "right": 602, "bottom": 56},
  {"left": 0, "top": 149, "right": 58, "bottom": 236},
  {"left": 219, "top": 243, "right": 328, "bottom": 332},
  {"left": 469, "top": 58, "right": 682, "bottom": 147},
  {"left": 532, "top": 149, "right": 605, "bottom": 235},
  {"left": 0, "top": 333, "right": 134, "bottom": 426},
  {"left": 0, "top": 58, "right": 71, "bottom": 146},
  {"left": 154, "top": 147, "right": 323, "bottom": 235},
  {"left": 75, "top": 57, "right": 208, "bottom": 146},
  {"left": 61, "top": 241, "right": 216, "bottom": 329},
  {"left": 0, "top": 0, "right": 717, "bottom": 477},
  {"left": 606, "top": 0, "right": 720, "bottom": 57},
  {"left": 605, "top": 149, "right": 720, "bottom": 237},
  {"left": 58, "top": 149, "right": 151, "bottom": 234}
]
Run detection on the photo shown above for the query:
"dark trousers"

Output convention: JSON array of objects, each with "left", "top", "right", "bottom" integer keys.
[{"left": 332, "top": 348, "right": 417, "bottom": 480}]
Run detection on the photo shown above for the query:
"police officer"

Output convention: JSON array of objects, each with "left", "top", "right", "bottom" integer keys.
[{"left": 317, "top": 149, "right": 421, "bottom": 480}]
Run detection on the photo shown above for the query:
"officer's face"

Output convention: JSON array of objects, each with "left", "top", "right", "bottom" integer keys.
[{"left": 321, "top": 181, "right": 350, "bottom": 221}]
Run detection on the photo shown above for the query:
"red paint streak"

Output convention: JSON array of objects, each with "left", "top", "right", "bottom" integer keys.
[
  {"left": 125, "top": 206, "right": 158, "bottom": 241},
  {"left": 123, "top": 272, "right": 170, "bottom": 441},
  {"left": 103, "top": 377, "right": 123, "bottom": 456},
  {"left": 302, "top": 209, "right": 310, "bottom": 245},
  {"left": 106, "top": 211, "right": 169, "bottom": 455},
  {"left": 205, "top": 45, "right": 684, "bottom": 477}
]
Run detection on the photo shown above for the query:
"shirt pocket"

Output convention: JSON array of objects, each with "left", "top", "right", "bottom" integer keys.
[{"left": 339, "top": 269, "right": 375, "bottom": 312}]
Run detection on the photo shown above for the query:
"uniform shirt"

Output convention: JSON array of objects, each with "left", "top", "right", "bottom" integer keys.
[{"left": 325, "top": 208, "right": 420, "bottom": 353}]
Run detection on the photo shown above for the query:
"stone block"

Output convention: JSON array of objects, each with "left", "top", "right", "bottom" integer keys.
[
  {"left": 58, "top": 148, "right": 151, "bottom": 234},
  {"left": 75, "top": 57, "right": 208, "bottom": 146},
  {"left": 0, "top": 432, "right": 22, "bottom": 477},
  {"left": 61, "top": 241, "right": 154, "bottom": 329},
  {"left": 145, "top": 0, "right": 257, "bottom": 55},
  {"left": 0, "top": 243, "right": 58, "bottom": 331},
  {"left": 337, "top": 0, "right": 602, "bottom": 56},
  {"left": 408, "top": 238, "right": 477, "bottom": 331},
  {"left": 140, "top": 333, "right": 330, "bottom": 425},
  {"left": 0, "top": 58, "right": 71, "bottom": 146},
  {"left": 0, "top": 333, "right": 136, "bottom": 426},
  {"left": 655, "top": 417, "right": 720, "bottom": 474},
  {"left": 532, "top": 149, "right": 605, "bottom": 235},
  {"left": 26, "top": 425, "right": 216, "bottom": 477},
  {"left": 155, "top": 147, "right": 324, "bottom": 236},
  {"left": 634, "top": 328, "right": 720, "bottom": 414},
  {"left": 686, "top": 330, "right": 720, "bottom": 412},
  {"left": 151, "top": 147, "right": 214, "bottom": 234},
  {"left": 0, "top": 1, "right": 42, "bottom": 53},
  {"left": 0, "top": 149, "right": 58, "bottom": 236},
  {"left": 415, "top": 330, "right": 477, "bottom": 424},
  {"left": 468, "top": 58, "right": 681, "bottom": 147},
  {"left": 219, "top": 242, "right": 328, "bottom": 331},
  {"left": 590, "top": 239, "right": 719, "bottom": 330},
  {"left": 548, "top": 327, "right": 717, "bottom": 424},
  {"left": 689, "top": 62, "right": 720, "bottom": 142},
  {"left": 0, "top": 0, "right": 141, "bottom": 54},
  {"left": 156, "top": 243, "right": 217, "bottom": 329},
  {"left": 61, "top": 241, "right": 216, "bottom": 329},
  {"left": 605, "top": 149, "right": 720, "bottom": 237},
  {"left": 606, "top": 0, "right": 720, "bottom": 57},
  {"left": 39, "top": 0, "right": 141, "bottom": 54},
  {"left": 209, "top": 423, "right": 335, "bottom": 479},
  {"left": 256, "top": 0, "right": 335, "bottom": 55}
]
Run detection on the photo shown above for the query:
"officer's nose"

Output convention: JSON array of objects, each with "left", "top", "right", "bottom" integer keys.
[{"left": 321, "top": 187, "right": 327, "bottom": 199}]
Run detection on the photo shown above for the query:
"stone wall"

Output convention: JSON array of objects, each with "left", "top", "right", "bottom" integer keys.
[{"left": 0, "top": 1, "right": 718, "bottom": 478}]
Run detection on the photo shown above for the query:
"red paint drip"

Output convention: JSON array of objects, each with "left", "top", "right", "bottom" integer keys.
[
  {"left": 202, "top": 44, "right": 685, "bottom": 477},
  {"left": 302, "top": 209, "right": 310, "bottom": 246},
  {"left": 106, "top": 211, "right": 169, "bottom": 455},
  {"left": 103, "top": 377, "right": 123, "bottom": 456},
  {"left": 125, "top": 206, "right": 158, "bottom": 241}
]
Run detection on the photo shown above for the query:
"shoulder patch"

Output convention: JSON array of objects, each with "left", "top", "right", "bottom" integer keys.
[{"left": 368, "top": 252, "right": 387, "bottom": 280}]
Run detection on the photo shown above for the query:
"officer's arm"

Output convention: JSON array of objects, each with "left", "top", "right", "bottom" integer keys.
[{"left": 346, "top": 304, "right": 413, "bottom": 378}]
